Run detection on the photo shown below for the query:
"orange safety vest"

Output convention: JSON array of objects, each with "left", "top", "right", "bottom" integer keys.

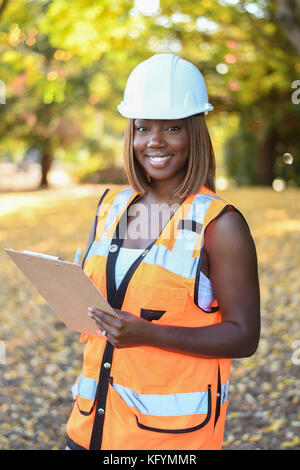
[{"left": 66, "top": 186, "right": 235, "bottom": 450}]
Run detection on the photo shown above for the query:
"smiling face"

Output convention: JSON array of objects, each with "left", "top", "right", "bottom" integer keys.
[{"left": 133, "top": 119, "right": 189, "bottom": 186}]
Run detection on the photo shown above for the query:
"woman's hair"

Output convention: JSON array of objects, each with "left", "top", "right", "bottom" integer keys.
[{"left": 123, "top": 113, "right": 216, "bottom": 198}]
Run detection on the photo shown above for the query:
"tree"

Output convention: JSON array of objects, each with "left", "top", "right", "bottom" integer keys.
[
  {"left": 1, "top": 0, "right": 299, "bottom": 187},
  {"left": 275, "top": 0, "right": 300, "bottom": 55},
  {"left": 0, "top": 0, "right": 143, "bottom": 187}
]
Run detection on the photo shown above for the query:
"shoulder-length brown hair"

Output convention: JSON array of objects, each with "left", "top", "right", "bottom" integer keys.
[{"left": 123, "top": 113, "right": 216, "bottom": 198}]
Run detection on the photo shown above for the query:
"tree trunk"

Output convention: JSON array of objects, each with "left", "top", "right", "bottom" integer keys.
[
  {"left": 276, "top": 0, "right": 300, "bottom": 56},
  {"left": 39, "top": 150, "right": 53, "bottom": 188},
  {"left": 0, "top": 0, "right": 10, "bottom": 20},
  {"left": 257, "top": 128, "right": 277, "bottom": 186}
]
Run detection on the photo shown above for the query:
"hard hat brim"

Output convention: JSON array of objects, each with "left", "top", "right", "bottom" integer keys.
[{"left": 117, "top": 103, "right": 214, "bottom": 120}]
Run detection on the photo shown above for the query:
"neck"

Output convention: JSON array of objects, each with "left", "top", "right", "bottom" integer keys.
[{"left": 147, "top": 170, "right": 186, "bottom": 204}]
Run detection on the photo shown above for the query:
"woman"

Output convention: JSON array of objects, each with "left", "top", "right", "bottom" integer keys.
[{"left": 66, "top": 54, "right": 260, "bottom": 450}]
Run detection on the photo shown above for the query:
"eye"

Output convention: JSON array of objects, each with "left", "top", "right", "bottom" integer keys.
[
  {"left": 167, "top": 126, "right": 180, "bottom": 132},
  {"left": 136, "top": 126, "right": 148, "bottom": 132}
]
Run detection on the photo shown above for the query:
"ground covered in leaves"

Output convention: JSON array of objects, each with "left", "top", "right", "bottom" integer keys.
[{"left": 0, "top": 185, "right": 299, "bottom": 450}]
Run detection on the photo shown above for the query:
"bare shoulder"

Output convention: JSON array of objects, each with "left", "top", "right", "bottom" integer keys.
[{"left": 205, "top": 207, "right": 256, "bottom": 256}]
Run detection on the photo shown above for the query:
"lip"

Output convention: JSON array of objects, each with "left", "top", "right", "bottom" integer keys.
[{"left": 146, "top": 155, "right": 173, "bottom": 168}]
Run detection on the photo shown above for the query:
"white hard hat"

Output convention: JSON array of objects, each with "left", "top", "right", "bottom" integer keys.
[{"left": 117, "top": 53, "right": 213, "bottom": 119}]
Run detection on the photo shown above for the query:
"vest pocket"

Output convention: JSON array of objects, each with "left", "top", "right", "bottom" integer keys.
[
  {"left": 72, "top": 375, "right": 98, "bottom": 416},
  {"left": 113, "top": 383, "right": 211, "bottom": 434},
  {"left": 136, "top": 286, "right": 188, "bottom": 325}
]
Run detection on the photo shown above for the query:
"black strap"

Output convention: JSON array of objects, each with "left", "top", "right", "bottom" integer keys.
[
  {"left": 81, "top": 188, "right": 110, "bottom": 270},
  {"left": 89, "top": 342, "right": 114, "bottom": 450},
  {"left": 177, "top": 219, "right": 203, "bottom": 234},
  {"left": 88, "top": 191, "right": 193, "bottom": 449},
  {"left": 214, "top": 366, "right": 221, "bottom": 426},
  {"left": 89, "top": 194, "right": 141, "bottom": 450}
]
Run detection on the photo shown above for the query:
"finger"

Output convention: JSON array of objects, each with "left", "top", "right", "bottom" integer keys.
[
  {"left": 88, "top": 310, "right": 108, "bottom": 329},
  {"left": 89, "top": 309, "right": 125, "bottom": 331},
  {"left": 89, "top": 306, "right": 125, "bottom": 320},
  {"left": 88, "top": 313, "right": 109, "bottom": 338},
  {"left": 88, "top": 312, "right": 117, "bottom": 342},
  {"left": 90, "top": 313, "right": 116, "bottom": 333},
  {"left": 88, "top": 307, "right": 103, "bottom": 319},
  {"left": 88, "top": 307, "right": 118, "bottom": 325},
  {"left": 96, "top": 328, "right": 105, "bottom": 337},
  {"left": 89, "top": 315, "right": 108, "bottom": 338},
  {"left": 114, "top": 308, "right": 125, "bottom": 319},
  {"left": 88, "top": 311, "right": 101, "bottom": 326}
]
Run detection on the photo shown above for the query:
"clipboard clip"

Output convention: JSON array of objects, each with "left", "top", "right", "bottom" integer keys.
[{"left": 21, "top": 250, "right": 64, "bottom": 262}]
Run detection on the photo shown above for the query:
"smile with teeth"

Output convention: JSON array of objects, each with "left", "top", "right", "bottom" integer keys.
[{"left": 148, "top": 155, "right": 172, "bottom": 162}]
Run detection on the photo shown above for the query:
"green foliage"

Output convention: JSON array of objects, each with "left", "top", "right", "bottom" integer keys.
[
  {"left": 224, "top": 127, "right": 258, "bottom": 185},
  {"left": 0, "top": 0, "right": 299, "bottom": 185}
]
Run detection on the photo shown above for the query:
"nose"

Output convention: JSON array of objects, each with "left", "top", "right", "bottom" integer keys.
[{"left": 147, "top": 129, "right": 165, "bottom": 148}]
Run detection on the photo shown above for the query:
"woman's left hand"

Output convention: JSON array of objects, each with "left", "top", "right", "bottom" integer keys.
[{"left": 88, "top": 307, "right": 150, "bottom": 348}]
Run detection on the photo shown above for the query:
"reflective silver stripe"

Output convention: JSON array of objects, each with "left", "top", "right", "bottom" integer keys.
[
  {"left": 86, "top": 188, "right": 135, "bottom": 261},
  {"left": 71, "top": 382, "right": 77, "bottom": 400},
  {"left": 87, "top": 192, "right": 222, "bottom": 276},
  {"left": 103, "top": 188, "right": 134, "bottom": 233},
  {"left": 113, "top": 383, "right": 209, "bottom": 416},
  {"left": 143, "top": 194, "right": 220, "bottom": 278},
  {"left": 221, "top": 380, "right": 229, "bottom": 405},
  {"left": 71, "top": 375, "right": 98, "bottom": 401},
  {"left": 198, "top": 272, "right": 215, "bottom": 310},
  {"left": 142, "top": 243, "right": 199, "bottom": 278},
  {"left": 86, "top": 235, "right": 112, "bottom": 260}
]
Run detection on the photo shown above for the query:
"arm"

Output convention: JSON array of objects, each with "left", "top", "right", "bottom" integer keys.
[
  {"left": 143, "top": 209, "right": 260, "bottom": 358},
  {"left": 202, "top": 208, "right": 261, "bottom": 357},
  {"left": 89, "top": 210, "right": 260, "bottom": 359}
]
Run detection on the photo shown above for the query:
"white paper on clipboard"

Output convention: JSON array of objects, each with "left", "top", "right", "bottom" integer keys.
[{"left": 4, "top": 248, "right": 117, "bottom": 336}]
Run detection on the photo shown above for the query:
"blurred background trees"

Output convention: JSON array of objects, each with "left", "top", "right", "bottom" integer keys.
[
  {"left": 0, "top": 0, "right": 299, "bottom": 189},
  {"left": 1, "top": 1, "right": 299, "bottom": 451}
]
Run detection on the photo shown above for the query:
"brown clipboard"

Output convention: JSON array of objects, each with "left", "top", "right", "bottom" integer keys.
[{"left": 5, "top": 248, "right": 118, "bottom": 336}]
